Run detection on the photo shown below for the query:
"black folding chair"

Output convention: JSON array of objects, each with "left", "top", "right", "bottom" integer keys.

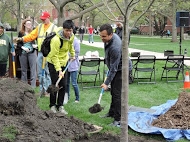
[
  {"left": 133, "top": 55, "right": 156, "bottom": 84},
  {"left": 161, "top": 55, "right": 184, "bottom": 82},
  {"left": 78, "top": 58, "right": 101, "bottom": 90}
]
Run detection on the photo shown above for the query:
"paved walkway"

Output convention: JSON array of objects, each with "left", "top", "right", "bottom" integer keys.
[{"left": 81, "top": 40, "right": 190, "bottom": 66}]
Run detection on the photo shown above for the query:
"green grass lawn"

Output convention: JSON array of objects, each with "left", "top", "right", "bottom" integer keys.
[{"left": 36, "top": 35, "right": 190, "bottom": 142}]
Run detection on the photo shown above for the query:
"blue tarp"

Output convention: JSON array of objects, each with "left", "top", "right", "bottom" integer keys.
[{"left": 128, "top": 99, "right": 190, "bottom": 141}]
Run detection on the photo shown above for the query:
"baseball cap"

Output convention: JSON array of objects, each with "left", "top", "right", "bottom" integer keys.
[{"left": 40, "top": 12, "right": 50, "bottom": 20}]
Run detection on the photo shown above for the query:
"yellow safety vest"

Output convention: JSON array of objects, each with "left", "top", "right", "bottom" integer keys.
[{"left": 37, "top": 23, "right": 56, "bottom": 51}]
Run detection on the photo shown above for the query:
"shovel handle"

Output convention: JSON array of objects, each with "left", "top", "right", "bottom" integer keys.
[
  {"left": 55, "top": 60, "right": 72, "bottom": 87},
  {"left": 98, "top": 88, "right": 104, "bottom": 104}
]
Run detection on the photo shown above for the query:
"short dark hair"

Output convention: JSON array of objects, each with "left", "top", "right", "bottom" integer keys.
[
  {"left": 99, "top": 24, "right": 113, "bottom": 35},
  {"left": 63, "top": 20, "right": 74, "bottom": 29}
]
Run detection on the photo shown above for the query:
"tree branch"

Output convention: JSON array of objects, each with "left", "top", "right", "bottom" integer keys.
[
  {"left": 66, "top": 0, "right": 113, "bottom": 20},
  {"left": 132, "top": 0, "right": 155, "bottom": 27}
]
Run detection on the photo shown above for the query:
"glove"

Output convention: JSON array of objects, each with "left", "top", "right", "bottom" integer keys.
[
  {"left": 15, "top": 37, "right": 23, "bottom": 42},
  {"left": 32, "top": 44, "right": 38, "bottom": 49},
  {"left": 21, "top": 46, "right": 30, "bottom": 53}
]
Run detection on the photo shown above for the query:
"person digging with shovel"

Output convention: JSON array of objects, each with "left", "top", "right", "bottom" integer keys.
[
  {"left": 99, "top": 24, "right": 122, "bottom": 127},
  {"left": 46, "top": 20, "right": 75, "bottom": 114}
]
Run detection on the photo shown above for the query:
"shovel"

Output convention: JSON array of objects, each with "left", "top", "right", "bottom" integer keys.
[
  {"left": 89, "top": 71, "right": 109, "bottom": 114},
  {"left": 11, "top": 32, "right": 16, "bottom": 78},
  {"left": 47, "top": 60, "right": 72, "bottom": 94}
]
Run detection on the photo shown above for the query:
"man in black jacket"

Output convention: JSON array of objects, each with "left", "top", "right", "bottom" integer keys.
[
  {"left": 99, "top": 24, "right": 122, "bottom": 127},
  {"left": 78, "top": 26, "right": 85, "bottom": 43}
]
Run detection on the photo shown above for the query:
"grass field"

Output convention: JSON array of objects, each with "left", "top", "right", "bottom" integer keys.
[
  {"left": 5, "top": 31, "right": 190, "bottom": 141},
  {"left": 35, "top": 35, "right": 190, "bottom": 142}
]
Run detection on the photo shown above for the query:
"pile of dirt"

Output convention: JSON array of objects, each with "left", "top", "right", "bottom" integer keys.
[
  {"left": 0, "top": 78, "right": 164, "bottom": 142},
  {"left": 0, "top": 78, "right": 98, "bottom": 142},
  {"left": 152, "top": 91, "right": 190, "bottom": 129}
]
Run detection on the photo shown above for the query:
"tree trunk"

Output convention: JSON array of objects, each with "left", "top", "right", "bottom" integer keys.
[
  {"left": 149, "top": 12, "right": 153, "bottom": 36},
  {"left": 16, "top": 0, "right": 21, "bottom": 32},
  {"left": 171, "top": 0, "right": 177, "bottom": 42}
]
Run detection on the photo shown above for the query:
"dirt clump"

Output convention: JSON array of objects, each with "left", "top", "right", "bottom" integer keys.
[
  {"left": 152, "top": 91, "right": 190, "bottom": 129},
  {"left": 89, "top": 103, "right": 104, "bottom": 113}
]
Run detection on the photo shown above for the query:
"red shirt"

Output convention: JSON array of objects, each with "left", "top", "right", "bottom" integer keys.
[{"left": 88, "top": 27, "right": 93, "bottom": 34}]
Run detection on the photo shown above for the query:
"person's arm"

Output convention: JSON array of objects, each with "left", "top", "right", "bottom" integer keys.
[
  {"left": 104, "top": 48, "right": 121, "bottom": 85},
  {"left": 73, "top": 38, "right": 80, "bottom": 58},
  {"left": 69, "top": 35, "right": 75, "bottom": 59},
  {"left": 22, "top": 27, "right": 39, "bottom": 43}
]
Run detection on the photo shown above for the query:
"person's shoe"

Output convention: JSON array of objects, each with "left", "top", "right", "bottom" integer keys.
[
  {"left": 75, "top": 100, "right": 79, "bottom": 103},
  {"left": 44, "top": 92, "right": 50, "bottom": 97},
  {"left": 109, "top": 121, "right": 120, "bottom": 127},
  {"left": 50, "top": 106, "right": 57, "bottom": 113},
  {"left": 100, "top": 113, "right": 113, "bottom": 118},
  {"left": 58, "top": 106, "right": 68, "bottom": 115}
]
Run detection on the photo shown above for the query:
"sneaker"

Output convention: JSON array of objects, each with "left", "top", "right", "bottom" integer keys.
[
  {"left": 50, "top": 106, "right": 57, "bottom": 113},
  {"left": 58, "top": 106, "right": 68, "bottom": 114},
  {"left": 109, "top": 121, "right": 120, "bottom": 127},
  {"left": 44, "top": 92, "right": 50, "bottom": 97},
  {"left": 75, "top": 100, "right": 79, "bottom": 103}
]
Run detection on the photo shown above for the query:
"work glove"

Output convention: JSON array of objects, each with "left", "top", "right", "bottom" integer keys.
[
  {"left": 21, "top": 46, "right": 30, "bottom": 53},
  {"left": 32, "top": 44, "right": 38, "bottom": 49},
  {"left": 15, "top": 37, "right": 23, "bottom": 43}
]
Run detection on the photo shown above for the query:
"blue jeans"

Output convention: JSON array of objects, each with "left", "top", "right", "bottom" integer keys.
[
  {"left": 66, "top": 71, "right": 80, "bottom": 101},
  {"left": 37, "top": 52, "right": 51, "bottom": 91},
  {"left": 88, "top": 34, "right": 94, "bottom": 43}
]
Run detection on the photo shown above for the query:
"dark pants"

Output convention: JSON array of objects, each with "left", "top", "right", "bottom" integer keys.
[
  {"left": 108, "top": 71, "right": 122, "bottom": 121},
  {"left": 48, "top": 63, "right": 67, "bottom": 109},
  {"left": 0, "top": 64, "right": 7, "bottom": 77}
]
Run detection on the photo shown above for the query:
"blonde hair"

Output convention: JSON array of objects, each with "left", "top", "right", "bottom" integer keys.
[{"left": 20, "top": 18, "right": 32, "bottom": 35}]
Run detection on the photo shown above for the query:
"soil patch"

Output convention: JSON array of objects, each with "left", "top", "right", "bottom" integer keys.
[
  {"left": 152, "top": 91, "right": 190, "bottom": 129},
  {"left": 0, "top": 78, "right": 163, "bottom": 142},
  {"left": 89, "top": 103, "right": 104, "bottom": 113}
]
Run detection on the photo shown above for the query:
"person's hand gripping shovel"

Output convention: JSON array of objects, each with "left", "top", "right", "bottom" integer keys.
[{"left": 89, "top": 71, "right": 109, "bottom": 114}]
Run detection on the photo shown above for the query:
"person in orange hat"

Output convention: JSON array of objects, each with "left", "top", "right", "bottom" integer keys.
[{"left": 16, "top": 11, "right": 57, "bottom": 97}]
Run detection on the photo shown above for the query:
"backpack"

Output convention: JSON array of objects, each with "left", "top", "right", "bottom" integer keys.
[{"left": 41, "top": 32, "right": 63, "bottom": 57}]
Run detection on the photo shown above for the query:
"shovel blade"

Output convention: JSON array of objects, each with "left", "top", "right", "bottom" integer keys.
[{"left": 63, "top": 92, "right": 69, "bottom": 105}]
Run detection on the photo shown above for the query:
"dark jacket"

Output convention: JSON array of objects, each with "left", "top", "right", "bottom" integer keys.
[
  {"left": 78, "top": 28, "right": 85, "bottom": 34},
  {"left": 115, "top": 27, "right": 122, "bottom": 39},
  {"left": 104, "top": 33, "right": 122, "bottom": 85}
]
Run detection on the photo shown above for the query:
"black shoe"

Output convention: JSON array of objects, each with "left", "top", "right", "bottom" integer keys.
[
  {"left": 100, "top": 113, "right": 113, "bottom": 118},
  {"left": 109, "top": 120, "right": 120, "bottom": 127}
]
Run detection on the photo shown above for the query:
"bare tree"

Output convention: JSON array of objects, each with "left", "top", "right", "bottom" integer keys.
[
  {"left": 49, "top": 0, "right": 114, "bottom": 26},
  {"left": 96, "top": 0, "right": 155, "bottom": 141}
]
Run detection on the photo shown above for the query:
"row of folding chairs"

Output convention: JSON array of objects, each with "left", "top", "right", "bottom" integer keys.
[
  {"left": 76, "top": 55, "right": 185, "bottom": 89},
  {"left": 133, "top": 55, "right": 185, "bottom": 84}
]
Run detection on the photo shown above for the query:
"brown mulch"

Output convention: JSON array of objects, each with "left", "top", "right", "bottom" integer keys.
[
  {"left": 0, "top": 78, "right": 164, "bottom": 142},
  {"left": 152, "top": 91, "right": 190, "bottom": 129}
]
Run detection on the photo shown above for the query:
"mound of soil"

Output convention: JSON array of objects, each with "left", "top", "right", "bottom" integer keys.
[
  {"left": 0, "top": 78, "right": 98, "bottom": 142},
  {"left": 152, "top": 91, "right": 190, "bottom": 129},
  {"left": 0, "top": 78, "right": 163, "bottom": 142}
]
